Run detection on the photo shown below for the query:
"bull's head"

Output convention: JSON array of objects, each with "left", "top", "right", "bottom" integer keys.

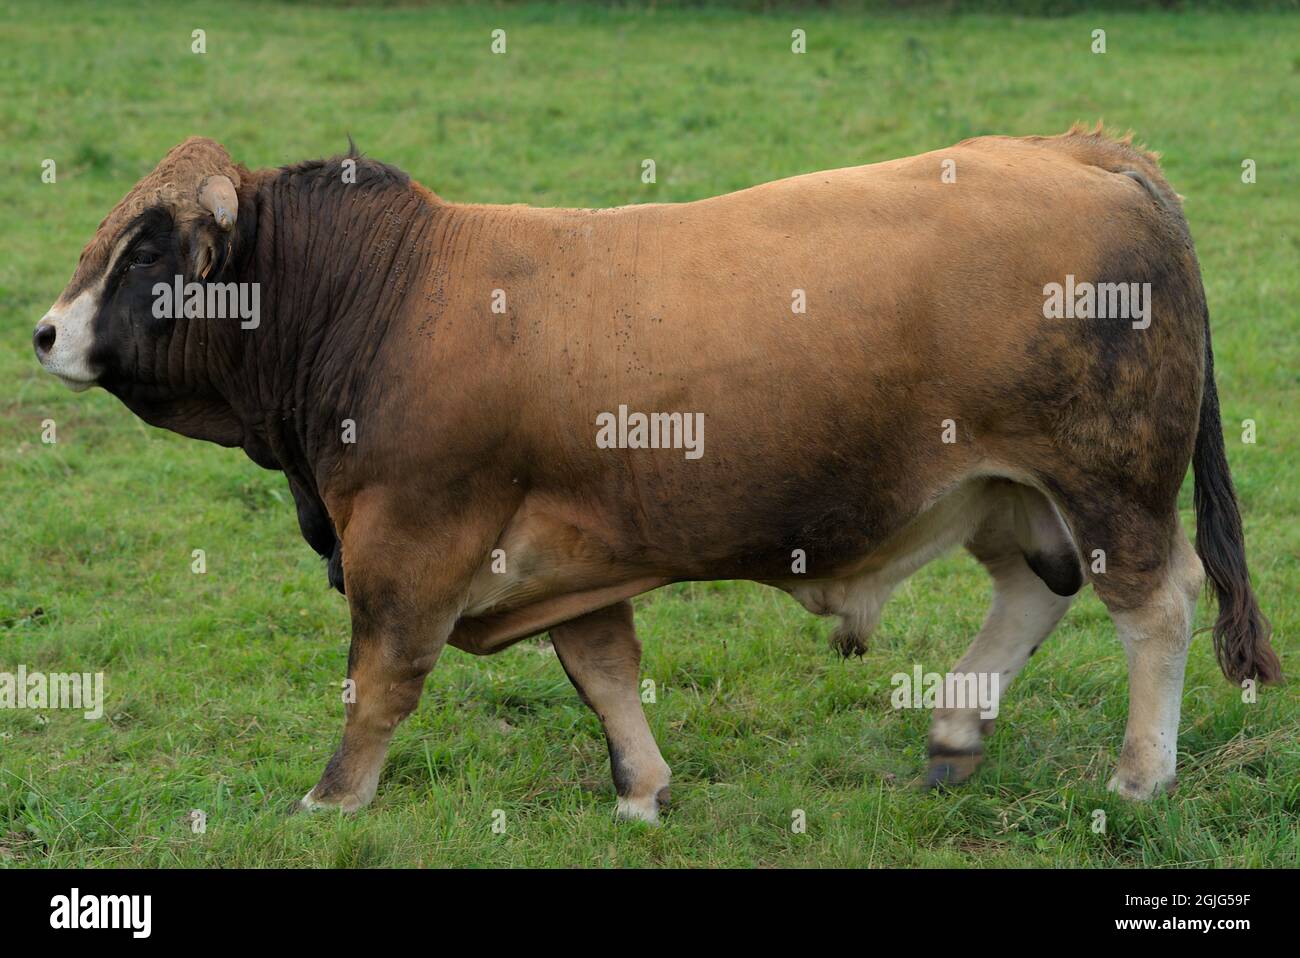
[
  {"left": 33, "top": 137, "right": 246, "bottom": 402},
  {"left": 35, "top": 137, "right": 348, "bottom": 590}
]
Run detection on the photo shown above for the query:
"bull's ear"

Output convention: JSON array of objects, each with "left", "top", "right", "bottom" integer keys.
[{"left": 187, "top": 175, "right": 239, "bottom": 281}]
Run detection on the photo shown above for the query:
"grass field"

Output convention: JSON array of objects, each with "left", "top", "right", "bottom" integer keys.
[{"left": 1, "top": 1, "right": 1297, "bottom": 868}]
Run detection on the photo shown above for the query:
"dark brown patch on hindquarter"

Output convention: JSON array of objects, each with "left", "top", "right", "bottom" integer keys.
[
  {"left": 990, "top": 194, "right": 1202, "bottom": 442},
  {"left": 1006, "top": 215, "right": 1205, "bottom": 606}
]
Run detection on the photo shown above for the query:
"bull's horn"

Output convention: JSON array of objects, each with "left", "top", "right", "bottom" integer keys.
[{"left": 198, "top": 174, "right": 238, "bottom": 231}]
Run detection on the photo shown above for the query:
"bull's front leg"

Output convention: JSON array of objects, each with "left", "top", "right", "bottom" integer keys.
[{"left": 298, "top": 492, "right": 501, "bottom": 813}]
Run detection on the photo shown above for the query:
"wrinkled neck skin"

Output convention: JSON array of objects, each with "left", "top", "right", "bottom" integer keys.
[{"left": 111, "top": 164, "right": 442, "bottom": 584}]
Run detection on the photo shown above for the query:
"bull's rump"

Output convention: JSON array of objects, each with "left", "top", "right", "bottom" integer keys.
[{"left": 423, "top": 134, "right": 1203, "bottom": 582}]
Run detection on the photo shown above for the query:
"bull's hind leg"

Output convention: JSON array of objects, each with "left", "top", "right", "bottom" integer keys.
[
  {"left": 1101, "top": 520, "right": 1203, "bottom": 798},
  {"left": 927, "top": 485, "right": 1079, "bottom": 787},
  {"left": 550, "top": 601, "right": 671, "bottom": 824},
  {"left": 1047, "top": 475, "right": 1204, "bottom": 799}
]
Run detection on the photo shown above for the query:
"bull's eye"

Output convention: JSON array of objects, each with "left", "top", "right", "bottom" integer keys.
[{"left": 127, "top": 250, "right": 159, "bottom": 270}]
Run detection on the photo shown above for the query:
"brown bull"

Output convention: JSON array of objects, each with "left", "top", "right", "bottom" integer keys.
[{"left": 34, "top": 127, "right": 1279, "bottom": 821}]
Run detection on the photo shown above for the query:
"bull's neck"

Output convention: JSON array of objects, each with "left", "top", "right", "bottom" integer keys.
[{"left": 226, "top": 165, "right": 443, "bottom": 484}]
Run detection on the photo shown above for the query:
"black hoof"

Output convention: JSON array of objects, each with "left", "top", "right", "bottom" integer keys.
[{"left": 926, "top": 763, "right": 954, "bottom": 789}]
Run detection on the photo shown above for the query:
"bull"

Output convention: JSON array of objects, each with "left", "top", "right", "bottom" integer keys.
[{"left": 33, "top": 128, "right": 1280, "bottom": 820}]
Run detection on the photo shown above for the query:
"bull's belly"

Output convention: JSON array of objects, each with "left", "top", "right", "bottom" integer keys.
[{"left": 448, "top": 474, "right": 999, "bottom": 656}]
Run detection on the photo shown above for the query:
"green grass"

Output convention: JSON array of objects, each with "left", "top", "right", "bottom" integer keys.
[{"left": 1, "top": 1, "right": 1296, "bottom": 868}]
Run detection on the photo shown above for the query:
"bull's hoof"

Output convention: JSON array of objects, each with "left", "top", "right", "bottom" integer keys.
[
  {"left": 616, "top": 786, "right": 671, "bottom": 825},
  {"left": 294, "top": 788, "right": 365, "bottom": 815},
  {"left": 926, "top": 762, "right": 956, "bottom": 789},
  {"left": 925, "top": 748, "right": 983, "bottom": 789},
  {"left": 1106, "top": 773, "right": 1176, "bottom": 801},
  {"left": 293, "top": 791, "right": 328, "bottom": 815}
]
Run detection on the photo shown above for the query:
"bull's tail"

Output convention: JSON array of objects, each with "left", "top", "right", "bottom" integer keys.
[{"left": 1193, "top": 307, "right": 1282, "bottom": 685}]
